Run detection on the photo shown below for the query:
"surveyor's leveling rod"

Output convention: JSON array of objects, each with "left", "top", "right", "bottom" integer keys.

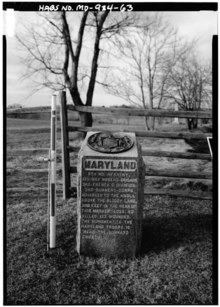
[{"left": 50, "top": 95, "right": 57, "bottom": 248}]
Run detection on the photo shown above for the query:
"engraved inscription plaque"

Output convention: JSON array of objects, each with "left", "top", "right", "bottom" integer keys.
[{"left": 77, "top": 132, "right": 145, "bottom": 258}]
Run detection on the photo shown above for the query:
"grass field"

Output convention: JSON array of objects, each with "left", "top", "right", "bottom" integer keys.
[{"left": 5, "top": 117, "right": 215, "bottom": 304}]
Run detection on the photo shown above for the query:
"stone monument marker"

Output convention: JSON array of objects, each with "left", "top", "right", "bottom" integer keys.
[{"left": 76, "top": 131, "right": 145, "bottom": 258}]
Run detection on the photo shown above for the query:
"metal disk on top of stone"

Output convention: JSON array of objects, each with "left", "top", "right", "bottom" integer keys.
[
  {"left": 87, "top": 132, "right": 134, "bottom": 153},
  {"left": 76, "top": 131, "right": 145, "bottom": 258}
]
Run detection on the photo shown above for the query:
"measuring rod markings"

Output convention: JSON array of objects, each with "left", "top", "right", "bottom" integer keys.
[{"left": 50, "top": 95, "right": 57, "bottom": 248}]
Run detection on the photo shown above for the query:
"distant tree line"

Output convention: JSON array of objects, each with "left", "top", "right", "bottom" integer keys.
[{"left": 7, "top": 104, "right": 23, "bottom": 109}]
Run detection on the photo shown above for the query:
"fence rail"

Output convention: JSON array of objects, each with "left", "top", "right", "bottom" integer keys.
[
  {"left": 7, "top": 148, "right": 49, "bottom": 156},
  {"left": 67, "top": 105, "right": 212, "bottom": 119},
  {"left": 7, "top": 106, "right": 51, "bottom": 114},
  {"left": 67, "top": 166, "right": 212, "bottom": 180},
  {"left": 67, "top": 146, "right": 210, "bottom": 160},
  {"left": 6, "top": 187, "right": 212, "bottom": 201},
  {"left": 7, "top": 92, "right": 213, "bottom": 201},
  {"left": 144, "top": 189, "right": 212, "bottom": 200},
  {"left": 7, "top": 166, "right": 213, "bottom": 181},
  {"left": 60, "top": 92, "right": 212, "bottom": 200},
  {"left": 7, "top": 147, "right": 211, "bottom": 161},
  {"left": 68, "top": 126, "right": 211, "bottom": 140}
]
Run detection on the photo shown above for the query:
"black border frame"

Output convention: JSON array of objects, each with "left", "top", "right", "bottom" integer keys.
[{"left": 3, "top": 2, "right": 218, "bottom": 305}]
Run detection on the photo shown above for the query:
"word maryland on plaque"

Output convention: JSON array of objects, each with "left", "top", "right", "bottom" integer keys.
[{"left": 76, "top": 132, "right": 145, "bottom": 258}]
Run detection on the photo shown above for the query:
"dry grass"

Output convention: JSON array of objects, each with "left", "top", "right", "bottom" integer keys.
[{"left": 5, "top": 117, "right": 215, "bottom": 304}]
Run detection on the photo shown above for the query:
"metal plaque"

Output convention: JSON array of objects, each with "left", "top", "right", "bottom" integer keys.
[{"left": 87, "top": 132, "right": 134, "bottom": 153}]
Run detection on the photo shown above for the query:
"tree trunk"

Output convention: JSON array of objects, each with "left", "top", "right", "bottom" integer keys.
[
  {"left": 69, "top": 87, "right": 93, "bottom": 136},
  {"left": 148, "top": 87, "right": 155, "bottom": 130},
  {"left": 78, "top": 112, "right": 93, "bottom": 139},
  {"left": 86, "top": 11, "right": 109, "bottom": 107},
  {"left": 152, "top": 116, "right": 156, "bottom": 130},
  {"left": 187, "top": 118, "right": 198, "bottom": 130},
  {"left": 79, "top": 112, "right": 93, "bottom": 127},
  {"left": 192, "top": 118, "right": 198, "bottom": 129},
  {"left": 144, "top": 116, "right": 156, "bottom": 130},
  {"left": 148, "top": 116, "right": 155, "bottom": 130},
  {"left": 187, "top": 119, "right": 191, "bottom": 130},
  {"left": 144, "top": 116, "right": 150, "bottom": 130}
]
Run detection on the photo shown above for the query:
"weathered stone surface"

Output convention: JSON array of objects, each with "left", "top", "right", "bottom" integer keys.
[{"left": 76, "top": 132, "right": 145, "bottom": 258}]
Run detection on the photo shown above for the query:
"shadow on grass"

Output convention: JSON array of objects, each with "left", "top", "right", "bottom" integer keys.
[
  {"left": 24, "top": 198, "right": 212, "bottom": 263},
  {"left": 6, "top": 210, "right": 213, "bottom": 304},
  {"left": 42, "top": 211, "right": 212, "bottom": 261},
  {"left": 141, "top": 213, "right": 212, "bottom": 255},
  {"left": 42, "top": 215, "right": 80, "bottom": 270}
]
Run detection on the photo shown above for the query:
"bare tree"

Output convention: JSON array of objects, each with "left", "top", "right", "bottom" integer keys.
[
  {"left": 105, "top": 13, "right": 181, "bottom": 130},
  {"left": 165, "top": 54, "right": 212, "bottom": 129},
  {"left": 17, "top": 11, "right": 135, "bottom": 127}
]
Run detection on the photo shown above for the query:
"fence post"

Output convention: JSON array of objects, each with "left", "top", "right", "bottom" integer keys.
[{"left": 59, "top": 91, "right": 70, "bottom": 199}]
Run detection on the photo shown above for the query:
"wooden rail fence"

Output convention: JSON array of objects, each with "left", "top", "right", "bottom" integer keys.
[
  {"left": 7, "top": 91, "right": 212, "bottom": 200},
  {"left": 59, "top": 91, "right": 212, "bottom": 200}
]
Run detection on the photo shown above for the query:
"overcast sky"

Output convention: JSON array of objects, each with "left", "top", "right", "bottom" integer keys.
[{"left": 6, "top": 10, "right": 218, "bottom": 108}]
